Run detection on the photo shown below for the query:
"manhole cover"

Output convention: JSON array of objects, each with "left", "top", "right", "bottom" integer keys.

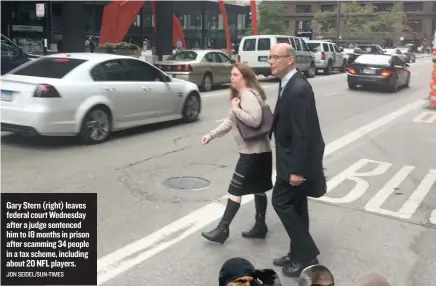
[{"left": 162, "top": 176, "right": 211, "bottom": 191}]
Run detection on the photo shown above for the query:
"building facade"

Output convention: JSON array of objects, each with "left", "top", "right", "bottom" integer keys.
[
  {"left": 284, "top": 0, "right": 436, "bottom": 47},
  {"left": 1, "top": 1, "right": 250, "bottom": 54}
]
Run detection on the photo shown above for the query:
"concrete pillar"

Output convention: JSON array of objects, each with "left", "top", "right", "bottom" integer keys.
[
  {"left": 61, "top": 2, "right": 85, "bottom": 53},
  {"left": 155, "top": 1, "right": 173, "bottom": 60}
]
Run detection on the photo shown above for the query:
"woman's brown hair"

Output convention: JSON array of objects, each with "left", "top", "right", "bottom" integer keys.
[{"left": 230, "top": 63, "right": 267, "bottom": 100}]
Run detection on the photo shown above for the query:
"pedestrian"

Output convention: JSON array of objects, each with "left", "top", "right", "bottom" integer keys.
[
  {"left": 268, "top": 43, "right": 327, "bottom": 277},
  {"left": 219, "top": 257, "right": 281, "bottom": 286},
  {"left": 200, "top": 63, "right": 273, "bottom": 244}
]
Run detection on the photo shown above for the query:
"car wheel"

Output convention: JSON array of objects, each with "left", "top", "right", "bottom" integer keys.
[
  {"left": 324, "top": 61, "right": 332, "bottom": 75},
  {"left": 340, "top": 60, "right": 347, "bottom": 73},
  {"left": 304, "top": 62, "right": 316, "bottom": 78},
  {"left": 389, "top": 78, "right": 398, "bottom": 93},
  {"left": 182, "top": 92, "right": 200, "bottom": 123},
  {"left": 200, "top": 73, "right": 213, "bottom": 92},
  {"left": 348, "top": 82, "right": 357, "bottom": 90},
  {"left": 79, "top": 106, "right": 111, "bottom": 144},
  {"left": 405, "top": 75, "right": 410, "bottom": 87}
]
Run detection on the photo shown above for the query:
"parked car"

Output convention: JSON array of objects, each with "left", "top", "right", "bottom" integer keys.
[
  {"left": 1, "top": 53, "right": 201, "bottom": 144},
  {"left": 396, "top": 46, "right": 416, "bottom": 63},
  {"left": 238, "top": 35, "right": 316, "bottom": 78},
  {"left": 1, "top": 34, "right": 40, "bottom": 75},
  {"left": 356, "top": 44, "right": 385, "bottom": 55},
  {"left": 341, "top": 47, "right": 363, "bottom": 65},
  {"left": 383, "top": 48, "right": 408, "bottom": 63},
  {"left": 346, "top": 54, "right": 410, "bottom": 92},
  {"left": 306, "top": 40, "right": 347, "bottom": 74},
  {"left": 154, "top": 50, "right": 234, "bottom": 92}
]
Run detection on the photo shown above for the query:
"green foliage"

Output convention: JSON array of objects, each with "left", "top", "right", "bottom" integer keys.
[
  {"left": 311, "top": 1, "right": 406, "bottom": 40},
  {"left": 258, "top": 2, "right": 288, "bottom": 35},
  {"left": 98, "top": 42, "right": 139, "bottom": 50}
]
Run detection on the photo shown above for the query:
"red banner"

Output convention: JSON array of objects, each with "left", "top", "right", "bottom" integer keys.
[
  {"left": 99, "top": 0, "right": 185, "bottom": 48},
  {"left": 218, "top": 0, "right": 231, "bottom": 55},
  {"left": 250, "top": 0, "right": 258, "bottom": 35}
]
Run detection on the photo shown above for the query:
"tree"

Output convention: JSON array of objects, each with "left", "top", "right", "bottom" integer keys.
[
  {"left": 257, "top": 2, "right": 288, "bottom": 35},
  {"left": 340, "top": 2, "right": 373, "bottom": 35},
  {"left": 372, "top": 2, "right": 406, "bottom": 42},
  {"left": 311, "top": 10, "right": 335, "bottom": 37}
]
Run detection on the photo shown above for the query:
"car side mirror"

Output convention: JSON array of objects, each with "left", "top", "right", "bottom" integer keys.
[
  {"left": 404, "top": 63, "right": 409, "bottom": 67},
  {"left": 230, "top": 59, "right": 236, "bottom": 64},
  {"left": 340, "top": 48, "right": 344, "bottom": 52},
  {"left": 164, "top": 75, "right": 171, "bottom": 82}
]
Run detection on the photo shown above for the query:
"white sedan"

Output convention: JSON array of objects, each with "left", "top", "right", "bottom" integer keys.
[{"left": 0, "top": 53, "right": 201, "bottom": 144}]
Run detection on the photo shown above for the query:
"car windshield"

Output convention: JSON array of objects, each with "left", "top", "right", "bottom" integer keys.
[
  {"left": 10, "top": 57, "right": 87, "bottom": 78},
  {"left": 166, "top": 51, "right": 198, "bottom": 61},
  {"left": 307, "top": 43, "right": 321, "bottom": 52},
  {"left": 354, "top": 54, "right": 391, "bottom": 66}
]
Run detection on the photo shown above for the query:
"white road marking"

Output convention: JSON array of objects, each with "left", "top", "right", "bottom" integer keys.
[
  {"left": 412, "top": 111, "right": 436, "bottom": 123},
  {"left": 365, "top": 168, "right": 436, "bottom": 219},
  {"left": 324, "top": 99, "right": 426, "bottom": 155},
  {"left": 314, "top": 159, "right": 392, "bottom": 204},
  {"left": 323, "top": 92, "right": 338, "bottom": 97},
  {"left": 97, "top": 98, "right": 426, "bottom": 285},
  {"left": 216, "top": 119, "right": 226, "bottom": 123},
  {"left": 411, "top": 72, "right": 419, "bottom": 76},
  {"left": 430, "top": 210, "right": 436, "bottom": 226}
]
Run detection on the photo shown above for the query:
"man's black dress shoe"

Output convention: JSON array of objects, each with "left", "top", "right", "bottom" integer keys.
[
  {"left": 272, "top": 255, "right": 292, "bottom": 267},
  {"left": 282, "top": 258, "right": 319, "bottom": 278}
]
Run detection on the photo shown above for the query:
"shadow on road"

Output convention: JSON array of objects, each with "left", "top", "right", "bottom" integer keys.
[{"left": 1, "top": 119, "right": 198, "bottom": 150}]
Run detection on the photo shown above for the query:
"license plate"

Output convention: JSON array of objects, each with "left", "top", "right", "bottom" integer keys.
[
  {"left": 1, "top": 90, "right": 13, "bottom": 102},
  {"left": 363, "top": 69, "right": 376, "bottom": 74},
  {"left": 258, "top": 56, "right": 268, "bottom": 62}
]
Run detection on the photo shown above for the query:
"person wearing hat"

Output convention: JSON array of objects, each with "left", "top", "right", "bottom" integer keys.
[
  {"left": 298, "top": 264, "right": 334, "bottom": 286},
  {"left": 219, "top": 257, "right": 281, "bottom": 286}
]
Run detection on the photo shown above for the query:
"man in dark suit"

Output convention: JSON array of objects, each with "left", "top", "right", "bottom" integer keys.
[{"left": 268, "top": 43, "right": 326, "bottom": 277}]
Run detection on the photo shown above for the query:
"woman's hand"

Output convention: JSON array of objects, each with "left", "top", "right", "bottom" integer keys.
[
  {"left": 201, "top": 135, "right": 210, "bottom": 145},
  {"left": 231, "top": 97, "right": 241, "bottom": 109}
]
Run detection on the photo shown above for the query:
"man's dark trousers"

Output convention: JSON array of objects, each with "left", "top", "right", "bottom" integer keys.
[{"left": 272, "top": 179, "right": 319, "bottom": 262}]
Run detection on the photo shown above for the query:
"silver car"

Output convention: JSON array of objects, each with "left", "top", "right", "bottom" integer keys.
[
  {"left": 155, "top": 50, "right": 235, "bottom": 92},
  {"left": 1, "top": 53, "right": 201, "bottom": 144}
]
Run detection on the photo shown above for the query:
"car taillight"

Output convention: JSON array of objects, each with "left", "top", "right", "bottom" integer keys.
[
  {"left": 321, "top": 52, "right": 325, "bottom": 60},
  {"left": 380, "top": 69, "right": 393, "bottom": 77},
  {"left": 33, "top": 84, "right": 61, "bottom": 98},
  {"left": 346, "top": 67, "right": 356, "bottom": 74},
  {"left": 176, "top": 64, "right": 192, "bottom": 72}
]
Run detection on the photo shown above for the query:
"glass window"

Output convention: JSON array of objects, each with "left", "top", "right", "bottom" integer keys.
[
  {"left": 301, "top": 40, "right": 310, "bottom": 52},
  {"left": 216, "top": 52, "right": 232, "bottom": 63},
  {"left": 289, "top": 38, "right": 296, "bottom": 50},
  {"left": 123, "top": 59, "right": 162, "bottom": 82},
  {"left": 166, "top": 51, "right": 198, "bottom": 61},
  {"left": 307, "top": 42, "right": 321, "bottom": 52},
  {"left": 242, "top": 39, "right": 256, "bottom": 51},
  {"left": 293, "top": 38, "right": 302, "bottom": 51},
  {"left": 393, "top": 56, "right": 404, "bottom": 66},
  {"left": 91, "top": 59, "right": 129, "bottom": 81},
  {"left": 322, "top": 43, "right": 329, "bottom": 52},
  {"left": 257, "top": 38, "right": 270, "bottom": 51},
  {"left": 296, "top": 5, "right": 311, "bottom": 13},
  {"left": 11, "top": 57, "right": 87, "bottom": 78},
  {"left": 333, "top": 45, "right": 341, "bottom": 52},
  {"left": 354, "top": 54, "right": 391, "bottom": 66},
  {"left": 277, "top": 37, "right": 290, "bottom": 44}
]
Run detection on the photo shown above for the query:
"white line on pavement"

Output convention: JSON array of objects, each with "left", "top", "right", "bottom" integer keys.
[{"left": 96, "top": 98, "right": 427, "bottom": 285}]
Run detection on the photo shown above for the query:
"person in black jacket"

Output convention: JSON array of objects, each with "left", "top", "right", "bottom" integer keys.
[{"left": 268, "top": 43, "right": 327, "bottom": 277}]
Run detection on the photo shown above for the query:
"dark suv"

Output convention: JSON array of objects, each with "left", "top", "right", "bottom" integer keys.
[{"left": 1, "top": 34, "right": 39, "bottom": 75}]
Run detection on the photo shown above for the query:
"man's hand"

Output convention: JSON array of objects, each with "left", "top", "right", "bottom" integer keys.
[{"left": 289, "top": 174, "right": 305, "bottom": 187}]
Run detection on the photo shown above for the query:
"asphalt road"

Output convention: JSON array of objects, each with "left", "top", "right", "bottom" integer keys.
[{"left": 1, "top": 57, "right": 435, "bottom": 286}]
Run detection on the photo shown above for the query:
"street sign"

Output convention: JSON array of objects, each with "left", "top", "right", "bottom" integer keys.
[{"left": 36, "top": 3, "right": 45, "bottom": 18}]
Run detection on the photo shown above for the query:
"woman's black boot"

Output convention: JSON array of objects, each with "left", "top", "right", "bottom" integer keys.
[
  {"left": 201, "top": 199, "right": 240, "bottom": 244},
  {"left": 242, "top": 195, "right": 268, "bottom": 239}
]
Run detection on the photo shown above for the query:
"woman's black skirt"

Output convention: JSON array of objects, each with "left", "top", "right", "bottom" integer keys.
[{"left": 228, "top": 152, "right": 273, "bottom": 196}]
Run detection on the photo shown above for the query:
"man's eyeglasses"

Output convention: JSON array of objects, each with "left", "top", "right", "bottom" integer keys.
[{"left": 268, "top": 55, "right": 291, "bottom": 61}]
